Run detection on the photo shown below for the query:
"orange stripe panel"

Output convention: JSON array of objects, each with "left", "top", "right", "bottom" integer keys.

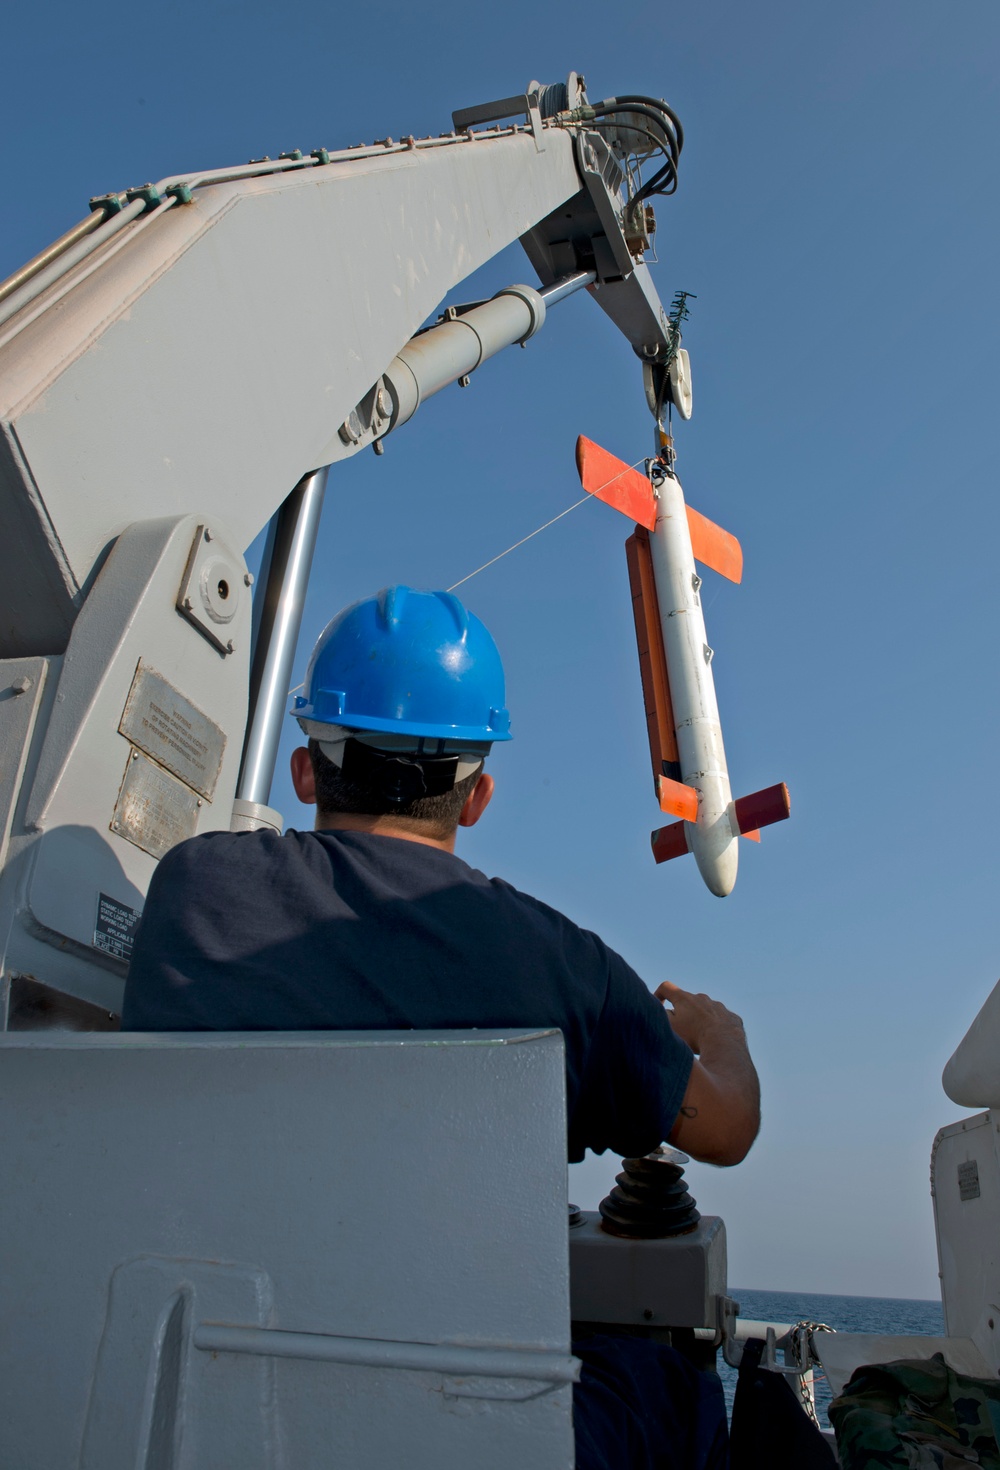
[{"left": 626, "top": 528, "right": 679, "bottom": 785}]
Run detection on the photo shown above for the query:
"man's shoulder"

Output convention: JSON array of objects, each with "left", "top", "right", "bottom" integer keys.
[
  {"left": 483, "top": 871, "right": 622, "bottom": 970},
  {"left": 151, "top": 827, "right": 310, "bottom": 888}
]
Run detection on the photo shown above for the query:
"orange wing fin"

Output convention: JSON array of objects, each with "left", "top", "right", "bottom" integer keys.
[
  {"left": 577, "top": 435, "right": 743, "bottom": 583},
  {"left": 685, "top": 505, "right": 743, "bottom": 584},
  {"left": 577, "top": 436, "right": 656, "bottom": 530}
]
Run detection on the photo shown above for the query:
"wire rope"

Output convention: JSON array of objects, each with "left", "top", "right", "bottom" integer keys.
[{"left": 447, "top": 457, "right": 648, "bottom": 593}]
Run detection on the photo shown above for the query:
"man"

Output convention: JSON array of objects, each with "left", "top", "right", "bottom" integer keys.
[{"left": 123, "top": 584, "right": 759, "bottom": 1465}]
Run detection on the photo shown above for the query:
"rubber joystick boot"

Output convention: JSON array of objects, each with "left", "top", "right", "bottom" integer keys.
[{"left": 598, "top": 1145, "right": 701, "bottom": 1238}]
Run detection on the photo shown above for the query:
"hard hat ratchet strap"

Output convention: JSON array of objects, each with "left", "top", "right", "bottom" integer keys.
[{"left": 338, "top": 738, "right": 469, "bottom": 807}]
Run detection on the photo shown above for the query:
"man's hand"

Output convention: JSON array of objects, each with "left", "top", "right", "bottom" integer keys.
[
  {"left": 655, "top": 979, "right": 746, "bottom": 1056},
  {"left": 657, "top": 979, "right": 760, "bottom": 1167}
]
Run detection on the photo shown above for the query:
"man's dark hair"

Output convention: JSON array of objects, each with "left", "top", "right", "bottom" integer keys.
[{"left": 308, "top": 739, "right": 482, "bottom": 839}]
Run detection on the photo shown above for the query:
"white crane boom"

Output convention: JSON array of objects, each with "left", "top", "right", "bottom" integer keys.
[{"left": 0, "top": 130, "right": 580, "bottom": 654}]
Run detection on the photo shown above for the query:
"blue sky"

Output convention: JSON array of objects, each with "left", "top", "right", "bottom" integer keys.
[{"left": 5, "top": 0, "right": 998, "bottom": 1298}]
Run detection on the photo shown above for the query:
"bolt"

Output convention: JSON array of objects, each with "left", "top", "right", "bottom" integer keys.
[
  {"left": 182, "top": 597, "right": 193, "bottom": 611},
  {"left": 131, "top": 751, "right": 138, "bottom": 761},
  {"left": 339, "top": 409, "right": 363, "bottom": 445},
  {"left": 197, "top": 798, "right": 203, "bottom": 807},
  {"left": 244, "top": 571, "right": 254, "bottom": 586},
  {"left": 225, "top": 640, "right": 234, "bottom": 654},
  {"left": 376, "top": 387, "right": 391, "bottom": 418},
  {"left": 643, "top": 1309, "right": 654, "bottom": 1321},
  {"left": 10, "top": 676, "right": 32, "bottom": 695},
  {"left": 203, "top": 527, "right": 213, "bottom": 542},
  {"left": 372, "top": 440, "right": 385, "bottom": 456},
  {"left": 458, "top": 374, "right": 471, "bottom": 388}
]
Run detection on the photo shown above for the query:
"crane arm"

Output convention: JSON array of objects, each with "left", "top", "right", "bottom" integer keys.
[{"left": 0, "top": 87, "right": 674, "bottom": 660}]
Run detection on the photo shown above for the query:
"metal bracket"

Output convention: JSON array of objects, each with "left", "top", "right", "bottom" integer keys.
[
  {"left": 88, "top": 192, "right": 124, "bottom": 217},
  {"left": 336, "top": 378, "right": 393, "bottom": 454},
  {"left": 176, "top": 523, "right": 246, "bottom": 656},
  {"left": 718, "top": 1295, "right": 834, "bottom": 1379},
  {"left": 124, "top": 183, "right": 162, "bottom": 214},
  {"left": 573, "top": 132, "right": 634, "bottom": 282},
  {"left": 452, "top": 91, "right": 545, "bottom": 151}
]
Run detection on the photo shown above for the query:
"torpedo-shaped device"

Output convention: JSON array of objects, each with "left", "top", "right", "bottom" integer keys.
[{"left": 576, "top": 436, "right": 789, "bottom": 896}]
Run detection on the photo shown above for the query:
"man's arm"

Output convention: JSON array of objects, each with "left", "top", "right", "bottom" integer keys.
[{"left": 656, "top": 979, "right": 760, "bottom": 1166}]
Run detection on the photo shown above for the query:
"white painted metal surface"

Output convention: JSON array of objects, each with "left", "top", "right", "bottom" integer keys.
[
  {"left": 0, "top": 1029, "right": 576, "bottom": 1469},
  {"left": 0, "top": 515, "right": 251, "bottom": 1014},
  {"left": 932, "top": 1109, "right": 1000, "bottom": 1373},
  {"left": 942, "top": 977, "right": 1000, "bottom": 1108},
  {"left": 648, "top": 471, "right": 739, "bottom": 896},
  {"left": 0, "top": 129, "right": 582, "bottom": 656},
  {"left": 816, "top": 1333, "right": 991, "bottom": 1399}
]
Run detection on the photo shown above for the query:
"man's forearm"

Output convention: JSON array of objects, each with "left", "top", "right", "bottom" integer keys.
[{"left": 688, "top": 1024, "right": 760, "bottom": 1161}]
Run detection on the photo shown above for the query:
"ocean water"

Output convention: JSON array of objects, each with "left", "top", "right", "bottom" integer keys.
[{"left": 719, "top": 1288, "right": 945, "bottom": 1431}]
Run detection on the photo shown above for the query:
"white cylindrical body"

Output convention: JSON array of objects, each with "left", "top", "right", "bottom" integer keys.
[{"left": 649, "top": 472, "right": 738, "bottom": 897}]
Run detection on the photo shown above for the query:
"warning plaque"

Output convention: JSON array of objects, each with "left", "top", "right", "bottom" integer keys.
[
  {"left": 93, "top": 893, "right": 143, "bottom": 962},
  {"left": 958, "top": 1159, "right": 981, "bottom": 1202},
  {"left": 112, "top": 750, "right": 201, "bottom": 860},
  {"left": 119, "top": 662, "right": 225, "bottom": 800}
]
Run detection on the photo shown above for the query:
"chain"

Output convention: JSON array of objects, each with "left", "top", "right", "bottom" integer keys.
[{"left": 785, "top": 1320, "right": 836, "bottom": 1427}]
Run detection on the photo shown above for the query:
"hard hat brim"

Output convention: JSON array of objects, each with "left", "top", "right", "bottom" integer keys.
[{"left": 293, "top": 706, "right": 511, "bottom": 742}]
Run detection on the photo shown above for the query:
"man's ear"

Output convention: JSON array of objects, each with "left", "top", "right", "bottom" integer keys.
[
  {"left": 290, "top": 746, "right": 317, "bottom": 805},
  {"left": 458, "top": 771, "right": 494, "bottom": 828}
]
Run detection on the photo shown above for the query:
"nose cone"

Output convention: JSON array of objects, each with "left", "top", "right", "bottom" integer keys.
[{"left": 689, "top": 820, "right": 739, "bottom": 898}]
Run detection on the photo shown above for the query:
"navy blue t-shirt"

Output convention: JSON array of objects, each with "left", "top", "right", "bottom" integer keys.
[{"left": 122, "top": 829, "right": 692, "bottom": 1163}]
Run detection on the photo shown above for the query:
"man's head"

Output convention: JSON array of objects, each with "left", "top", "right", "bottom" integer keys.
[{"left": 289, "top": 586, "right": 509, "bottom": 846}]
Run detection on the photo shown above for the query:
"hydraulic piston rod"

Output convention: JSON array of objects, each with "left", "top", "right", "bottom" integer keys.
[
  {"left": 383, "top": 271, "right": 595, "bottom": 432},
  {"left": 236, "top": 466, "right": 329, "bottom": 814}
]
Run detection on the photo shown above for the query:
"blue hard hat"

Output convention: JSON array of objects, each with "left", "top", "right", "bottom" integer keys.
[{"left": 292, "top": 585, "right": 512, "bottom": 743}]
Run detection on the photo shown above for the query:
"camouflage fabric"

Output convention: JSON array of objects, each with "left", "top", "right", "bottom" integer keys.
[{"left": 829, "top": 1352, "right": 1000, "bottom": 1469}]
